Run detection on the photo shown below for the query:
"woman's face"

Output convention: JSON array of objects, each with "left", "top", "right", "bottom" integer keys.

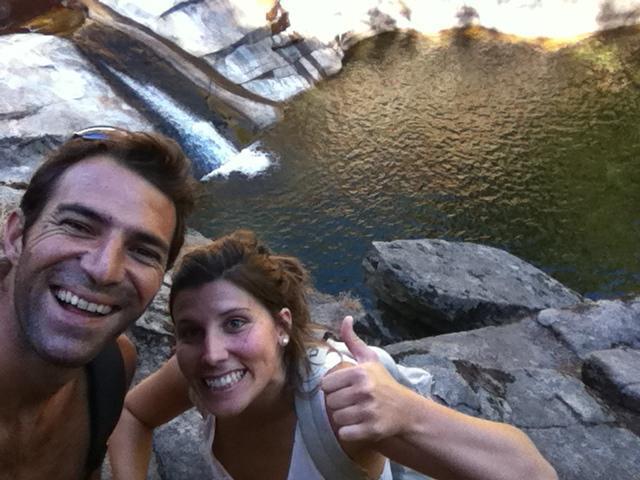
[{"left": 173, "top": 279, "right": 290, "bottom": 417}]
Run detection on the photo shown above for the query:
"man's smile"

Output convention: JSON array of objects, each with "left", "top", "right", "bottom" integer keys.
[{"left": 53, "top": 287, "right": 115, "bottom": 316}]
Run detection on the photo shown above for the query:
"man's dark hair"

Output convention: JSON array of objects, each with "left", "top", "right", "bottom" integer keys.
[{"left": 20, "top": 130, "right": 198, "bottom": 268}]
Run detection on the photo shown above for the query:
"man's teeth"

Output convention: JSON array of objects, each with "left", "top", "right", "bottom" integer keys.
[
  {"left": 54, "top": 289, "right": 113, "bottom": 315},
  {"left": 204, "top": 370, "right": 246, "bottom": 390}
]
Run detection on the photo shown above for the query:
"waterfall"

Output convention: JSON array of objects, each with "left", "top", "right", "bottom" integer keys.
[{"left": 106, "top": 66, "right": 273, "bottom": 180}]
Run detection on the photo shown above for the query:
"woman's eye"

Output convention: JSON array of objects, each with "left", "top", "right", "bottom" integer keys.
[{"left": 226, "top": 318, "right": 247, "bottom": 331}]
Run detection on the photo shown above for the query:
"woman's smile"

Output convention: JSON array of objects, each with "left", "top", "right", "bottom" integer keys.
[{"left": 203, "top": 369, "right": 248, "bottom": 391}]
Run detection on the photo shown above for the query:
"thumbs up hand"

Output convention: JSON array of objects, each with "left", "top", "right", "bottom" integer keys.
[{"left": 321, "top": 316, "right": 411, "bottom": 443}]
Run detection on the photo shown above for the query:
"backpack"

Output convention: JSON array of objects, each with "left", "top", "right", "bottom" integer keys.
[
  {"left": 84, "top": 340, "right": 127, "bottom": 477},
  {"left": 294, "top": 340, "right": 433, "bottom": 480}
]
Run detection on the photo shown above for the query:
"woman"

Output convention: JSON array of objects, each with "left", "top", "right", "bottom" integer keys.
[{"left": 108, "top": 230, "right": 557, "bottom": 480}]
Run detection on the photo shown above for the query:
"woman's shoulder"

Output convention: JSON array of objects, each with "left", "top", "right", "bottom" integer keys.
[{"left": 299, "top": 340, "right": 357, "bottom": 392}]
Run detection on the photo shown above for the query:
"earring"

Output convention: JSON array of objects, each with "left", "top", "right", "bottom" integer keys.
[{"left": 280, "top": 335, "right": 290, "bottom": 347}]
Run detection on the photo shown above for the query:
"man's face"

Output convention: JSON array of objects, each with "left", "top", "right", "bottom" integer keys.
[{"left": 5, "top": 155, "right": 177, "bottom": 367}]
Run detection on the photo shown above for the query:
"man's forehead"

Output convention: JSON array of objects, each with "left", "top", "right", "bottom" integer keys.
[
  {"left": 50, "top": 155, "right": 167, "bottom": 203},
  {"left": 44, "top": 155, "right": 176, "bottom": 239}
]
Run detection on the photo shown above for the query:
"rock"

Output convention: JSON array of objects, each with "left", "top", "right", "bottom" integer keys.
[
  {"left": 98, "top": 0, "right": 267, "bottom": 57},
  {"left": 154, "top": 408, "right": 210, "bottom": 479},
  {"left": 357, "top": 308, "right": 434, "bottom": 345},
  {"left": 537, "top": 298, "right": 640, "bottom": 358},
  {"left": 582, "top": 348, "right": 640, "bottom": 412},
  {"left": 387, "top": 316, "right": 578, "bottom": 371},
  {"left": 98, "top": 0, "right": 344, "bottom": 104},
  {"left": 0, "top": 185, "right": 23, "bottom": 211},
  {"left": 307, "top": 289, "right": 366, "bottom": 334},
  {"left": 0, "top": 33, "right": 150, "bottom": 185},
  {"left": 527, "top": 425, "right": 640, "bottom": 480},
  {"left": 386, "top": 296, "right": 640, "bottom": 480},
  {"left": 363, "top": 239, "right": 582, "bottom": 334}
]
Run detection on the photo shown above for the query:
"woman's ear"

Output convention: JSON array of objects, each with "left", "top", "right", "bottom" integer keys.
[
  {"left": 276, "top": 307, "right": 292, "bottom": 334},
  {"left": 3, "top": 210, "right": 24, "bottom": 265}
]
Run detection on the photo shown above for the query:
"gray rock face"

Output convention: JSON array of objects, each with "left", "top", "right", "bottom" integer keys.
[
  {"left": 99, "top": 0, "right": 265, "bottom": 57},
  {"left": 388, "top": 297, "right": 640, "bottom": 480},
  {"left": 527, "top": 425, "right": 640, "bottom": 480},
  {"left": 0, "top": 34, "right": 150, "bottom": 185},
  {"left": 363, "top": 239, "right": 583, "bottom": 334},
  {"left": 98, "top": 0, "right": 345, "bottom": 104},
  {"left": 583, "top": 348, "right": 640, "bottom": 412},
  {"left": 537, "top": 298, "right": 640, "bottom": 357}
]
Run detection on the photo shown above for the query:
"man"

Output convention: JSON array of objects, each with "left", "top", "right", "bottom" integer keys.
[{"left": 0, "top": 127, "right": 197, "bottom": 479}]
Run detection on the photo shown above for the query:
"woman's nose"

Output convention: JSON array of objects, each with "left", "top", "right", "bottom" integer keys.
[{"left": 201, "top": 332, "right": 229, "bottom": 365}]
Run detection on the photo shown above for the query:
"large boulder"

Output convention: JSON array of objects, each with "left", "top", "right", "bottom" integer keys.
[
  {"left": 363, "top": 239, "right": 583, "bottom": 334},
  {"left": 0, "top": 33, "right": 150, "bottom": 186}
]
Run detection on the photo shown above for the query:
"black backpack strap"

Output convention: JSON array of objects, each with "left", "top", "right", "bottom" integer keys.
[{"left": 84, "top": 340, "right": 127, "bottom": 476}]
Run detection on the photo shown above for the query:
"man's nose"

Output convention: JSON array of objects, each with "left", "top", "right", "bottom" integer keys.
[
  {"left": 80, "top": 235, "right": 126, "bottom": 285},
  {"left": 202, "top": 332, "right": 229, "bottom": 365}
]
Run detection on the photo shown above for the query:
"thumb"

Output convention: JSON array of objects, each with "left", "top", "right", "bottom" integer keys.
[{"left": 340, "top": 316, "right": 377, "bottom": 363}]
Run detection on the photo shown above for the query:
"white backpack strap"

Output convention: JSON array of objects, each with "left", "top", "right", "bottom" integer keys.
[
  {"left": 295, "top": 390, "right": 368, "bottom": 479},
  {"left": 296, "top": 345, "right": 369, "bottom": 479}
]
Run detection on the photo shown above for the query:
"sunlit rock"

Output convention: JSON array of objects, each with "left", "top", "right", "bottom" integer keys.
[
  {"left": 404, "top": 0, "right": 640, "bottom": 40},
  {"left": 0, "top": 33, "right": 150, "bottom": 184}
]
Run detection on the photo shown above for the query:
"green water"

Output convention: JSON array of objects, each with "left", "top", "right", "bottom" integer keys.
[{"left": 193, "top": 28, "right": 640, "bottom": 304}]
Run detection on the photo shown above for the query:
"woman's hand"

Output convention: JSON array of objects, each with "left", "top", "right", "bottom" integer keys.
[
  {"left": 321, "top": 316, "right": 416, "bottom": 443},
  {"left": 321, "top": 317, "right": 558, "bottom": 480}
]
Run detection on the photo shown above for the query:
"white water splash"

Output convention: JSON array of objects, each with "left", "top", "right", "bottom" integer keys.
[
  {"left": 201, "top": 141, "right": 275, "bottom": 180},
  {"left": 106, "top": 66, "right": 273, "bottom": 179}
]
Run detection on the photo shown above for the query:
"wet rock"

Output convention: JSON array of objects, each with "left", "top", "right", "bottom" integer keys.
[
  {"left": 0, "top": 33, "right": 150, "bottom": 185},
  {"left": 582, "top": 348, "right": 640, "bottom": 412},
  {"left": 363, "top": 239, "right": 582, "bottom": 334}
]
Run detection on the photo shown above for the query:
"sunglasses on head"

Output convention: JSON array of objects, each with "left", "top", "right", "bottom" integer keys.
[{"left": 72, "top": 126, "right": 130, "bottom": 141}]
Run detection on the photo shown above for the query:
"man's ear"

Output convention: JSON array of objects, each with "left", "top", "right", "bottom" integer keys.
[
  {"left": 276, "top": 307, "right": 292, "bottom": 334},
  {"left": 3, "top": 210, "right": 25, "bottom": 264}
]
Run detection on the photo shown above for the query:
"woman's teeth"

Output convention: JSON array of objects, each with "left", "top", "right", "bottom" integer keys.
[
  {"left": 204, "top": 370, "right": 246, "bottom": 390},
  {"left": 54, "top": 288, "right": 113, "bottom": 315}
]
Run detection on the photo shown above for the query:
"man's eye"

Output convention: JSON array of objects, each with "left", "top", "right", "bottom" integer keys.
[
  {"left": 61, "top": 218, "right": 92, "bottom": 233},
  {"left": 132, "top": 246, "right": 163, "bottom": 264}
]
